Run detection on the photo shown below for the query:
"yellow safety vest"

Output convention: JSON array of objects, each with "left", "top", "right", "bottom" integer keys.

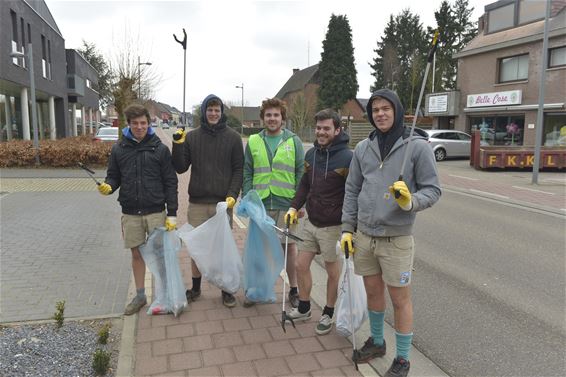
[{"left": 248, "top": 134, "right": 296, "bottom": 199}]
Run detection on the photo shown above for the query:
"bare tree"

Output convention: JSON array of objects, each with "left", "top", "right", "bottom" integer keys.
[{"left": 289, "top": 93, "right": 315, "bottom": 133}]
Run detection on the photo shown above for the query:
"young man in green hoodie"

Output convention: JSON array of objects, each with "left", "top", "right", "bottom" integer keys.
[{"left": 242, "top": 97, "right": 304, "bottom": 308}]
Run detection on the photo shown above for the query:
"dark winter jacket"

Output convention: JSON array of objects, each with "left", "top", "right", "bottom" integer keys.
[
  {"left": 105, "top": 127, "right": 178, "bottom": 216},
  {"left": 172, "top": 95, "right": 244, "bottom": 203},
  {"left": 290, "top": 130, "right": 352, "bottom": 227}
]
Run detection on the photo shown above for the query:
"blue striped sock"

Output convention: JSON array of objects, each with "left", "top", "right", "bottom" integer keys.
[
  {"left": 368, "top": 310, "right": 385, "bottom": 346},
  {"left": 395, "top": 331, "right": 413, "bottom": 360}
]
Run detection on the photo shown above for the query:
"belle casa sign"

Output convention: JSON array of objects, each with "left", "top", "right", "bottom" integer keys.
[{"left": 467, "top": 90, "right": 522, "bottom": 108}]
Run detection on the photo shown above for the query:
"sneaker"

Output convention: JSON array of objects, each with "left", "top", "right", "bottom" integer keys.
[
  {"left": 243, "top": 298, "right": 256, "bottom": 308},
  {"left": 222, "top": 291, "right": 236, "bottom": 308},
  {"left": 356, "top": 337, "right": 386, "bottom": 363},
  {"left": 287, "top": 307, "right": 311, "bottom": 321},
  {"left": 288, "top": 291, "right": 299, "bottom": 308},
  {"left": 185, "top": 288, "right": 201, "bottom": 302},
  {"left": 384, "top": 357, "right": 410, "bottom": 377},
  {"left": 124, "top": 296, "right": 147, "bottom": 316},
  {"left": 315, "top": 314, "right": 333, "bottom": 335}
]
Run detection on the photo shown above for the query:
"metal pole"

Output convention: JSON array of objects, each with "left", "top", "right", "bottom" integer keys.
[
  {"left": 138, "top": 56, "right": 141, "bottom": 99},
  {"left": 432, "top": 51, "right": 436, "bottom": 92},
  {"left": 173, "top": 29, "right": 188, "bottom": 128},
  {"left": 28, "top": 43, "right": 40, "bottom": 165},
  {"left": 532, "top": 0, "right": 551, "bottom": 185},
  {"left": 241, "top": 83, "right": 244, "bottom": 135}
]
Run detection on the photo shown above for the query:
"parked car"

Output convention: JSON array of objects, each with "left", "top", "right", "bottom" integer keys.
[
  {"left": 424, "top": 129, "right": 472, "bottom": 161},
  {"left": 93, "top": 127, "right": 119, "bottom": 142},
  {"left": 162, "top": 123, "right": 170, "bottom": 129}
]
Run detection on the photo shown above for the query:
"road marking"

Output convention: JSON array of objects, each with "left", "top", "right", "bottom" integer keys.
[
  {"left": 448, "top": 174, "right": 479, "bottom": 181},
  {"left": 233, "top": 214, "right": 247, "bottom": 229},
  {"left": 469, "top": 189, "right": 509, "bottom": 200},
  {"left": 511, "top": 186, "right": 555, "bottom": 195}
]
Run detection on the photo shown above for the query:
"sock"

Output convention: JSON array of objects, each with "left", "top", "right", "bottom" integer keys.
[
  {"left": 289, "top": 286, "right": 298, "bottom": 295},
  {"left": 298, "top": 300, "right": 311, "bottom": 314},
  {"left": 323, "top": 306, "right": 334, "bottom": 318},
  {"left": 369, "top": 310, "right": 385, "bottom": 346},
  {"left": 136, "top": 287, "right": 145, "bottom": 299},
  {"left": 395, "top": 332, "right": 413, "bottom": 361},
  {"left": 192, "top": 277, "right": 202, "bottom": 292}
]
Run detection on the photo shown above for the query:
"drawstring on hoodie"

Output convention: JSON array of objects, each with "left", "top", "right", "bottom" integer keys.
[
  {"left": 324, "top": 149, "right": 329, "bottom": 180},
  {"left": 311, "top": 148, "right": 331, "bottom": 185}
]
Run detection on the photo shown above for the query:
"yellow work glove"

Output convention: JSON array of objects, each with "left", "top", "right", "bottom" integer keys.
[
  {"left": 226, "top": 197, "right": 236, "bottom": 209},
  {"left": 284, "top": 208, "right": 298, "bottom": 225},
  {"left": 340, "top": 232, "right": 355, "bottom": 255},
  {"left": 172, "top": 129, "right": 186, "bottom": 144},
  {"left": 389, "top": 180, "right": 413, "bottom": 211},
  {"left": 165, "top": 216, "right": 177, "bottom": 231},
  {"left": 97, "top": 183, "right": 112, "bottom": 195}
]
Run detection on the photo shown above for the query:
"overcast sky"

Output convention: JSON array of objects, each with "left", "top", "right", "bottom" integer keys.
[{"left": 46, "top": 0, "right": 490, "bottom": 113}]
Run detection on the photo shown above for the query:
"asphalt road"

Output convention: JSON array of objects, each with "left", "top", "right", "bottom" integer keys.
[{"left": 401, "top": 190, "right": 566, "bottom": 376}]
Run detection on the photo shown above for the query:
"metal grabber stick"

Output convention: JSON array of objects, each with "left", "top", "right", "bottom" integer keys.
[
  {"left": 395, "top": 30, "right": 440, "bottom": 199},
  {"left": 281, "top": 216, "right": 295, "bottom": 332},
  {"left": 345, "top": 242, "right": 359, "bottom": 370},
  {"left": 173, "top": 28, "right": 187, "bottom": 129},
  {"left": 77, "top": 162, "right": 101, "bottom": 185}
]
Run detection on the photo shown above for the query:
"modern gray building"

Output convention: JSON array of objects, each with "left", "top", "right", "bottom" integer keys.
[{"left": 0, "top": 0, "right": 99, "bottom": 141}]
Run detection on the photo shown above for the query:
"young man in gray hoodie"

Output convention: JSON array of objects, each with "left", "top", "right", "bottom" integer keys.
[{"left": 340, "top": 89, "right": 441, "bottom": 377}]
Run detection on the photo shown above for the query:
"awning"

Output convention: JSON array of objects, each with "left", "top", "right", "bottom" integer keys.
[{"left": 464, "top": 103, "right": 565, "bottom": 113}]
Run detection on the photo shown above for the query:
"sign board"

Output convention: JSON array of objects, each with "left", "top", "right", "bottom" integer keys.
[
  {"left": 467, "top": 90, "right": 522, "bottom": 108},
  {"left": 428, "top": 95, "right": 448, "bottom": 113}
]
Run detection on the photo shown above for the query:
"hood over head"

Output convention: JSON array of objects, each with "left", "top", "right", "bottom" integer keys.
[
  {"left": 366, "top": 89, "right": 406, "bottom": 159},
  {"left": 200, "top": 94, "right": 227, "bottom": 134}
]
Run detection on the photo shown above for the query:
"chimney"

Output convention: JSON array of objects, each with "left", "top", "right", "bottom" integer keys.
[
  {"left": 293, "top": 68, "right": 300, "bottom": 74},
  {"left": 478, "top": 15, "right": 485, "bottom": 35}
]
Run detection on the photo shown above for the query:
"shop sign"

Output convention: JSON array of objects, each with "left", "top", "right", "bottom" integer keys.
[
  {"left": 483, "top": 152, "right": 564, "bottom": 168},
  {"left": 467, "top": 90, "right": 522, "bottom": 108},
  {"left": 428, "top": 95, "right": 448, "bottom": 113}
]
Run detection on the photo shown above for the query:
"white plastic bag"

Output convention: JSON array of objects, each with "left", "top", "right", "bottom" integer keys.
[
  {"left": 335, "top": 255, "right": 368, "bottom": 337},
  {"left": 139, "top": 228, "right": 187, "bottom": 317},
  {"left": 177, "top": 202, "right": 243, "bottom": 294}
]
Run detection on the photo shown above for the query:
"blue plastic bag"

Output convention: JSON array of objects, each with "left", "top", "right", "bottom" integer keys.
[
  {"left": 139, "top": 228, "right": 187, "bottom": 317},
  {"left": 236, "top": 190, "right": 284, "bottom": 303}
]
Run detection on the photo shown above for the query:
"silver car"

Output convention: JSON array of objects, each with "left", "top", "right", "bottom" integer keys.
[
  {"left": 93, "top": 127, "right": 119, "bottom": 143},
  {"left": 425, "top": 129, "right": 471, "bottom": 161}
]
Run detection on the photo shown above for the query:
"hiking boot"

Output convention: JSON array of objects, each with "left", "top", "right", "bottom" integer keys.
[
  {"left": 384, "top": 357, "right": 410, "bottom": 377},
  {"left": 315, "top": 314, "right": 333, "bottom": 335},
  {"left": 185, "top": 288, "right": 201, "bottom": 302},
  {"left": 287, "top": 307, "right": 311, "bottom": 321},
  {"left": 288, "top": 291, "right": 299, "bottom": 308},
  {"left": 356, "top": 337, "right": 386, "bottom": 363},
  {"left": 222, "top": 291, "right": 236, "bottom": 308},
  {"left": 243, "top": 298, "right": 256, "bottom": 308},
  {"left": 124, "top": 296, "right": 147, "bottom": 316}
]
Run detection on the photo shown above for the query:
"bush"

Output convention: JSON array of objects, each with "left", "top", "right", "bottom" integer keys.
[
  {"left": 0, "top": 136, "right": 112, "bottom": 168},
  {"left": 97, "top": 322, "right": 111, "bottom": 345},
  {"left": 52, "top": 300, "right": 65, "bottom": 329},
  {"left": 92, "top": 349, "right": 111, "bottom": 375}
]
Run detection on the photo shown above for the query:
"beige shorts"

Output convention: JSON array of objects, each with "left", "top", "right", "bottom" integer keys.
[
  {"left": 267, "top": 210, "right": 297, "bottom": 245},
  {"left": 188, "top": 202, "right": 233, "bottom": 228},
  {"left": 353, "top": 232, "right": 415, "bottom": 287},
  {"left": 121, "top": 211, "right": 166, "bottom": 249},
  {"left": 298, "top": 219, "right": 340, "bottom": 263}
]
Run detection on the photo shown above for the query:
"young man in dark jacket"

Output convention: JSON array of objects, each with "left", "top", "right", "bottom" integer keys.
[
  {"left": 284, "top": 109, "right": 352, "bottom": 335},
  {"left": 98, "top": 104, "right": 178, "bottom": 315},
  {"left": 341, "top": 89, "right": 441, "bottom": 376},
  {"left": 172, "top": 94, "right": 244, "bottom": 307}
]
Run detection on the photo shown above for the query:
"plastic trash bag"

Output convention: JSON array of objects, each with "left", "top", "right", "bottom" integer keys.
[
  {"left": 335, "top": 254, "right": 368, "bottom": 337},
  {"left": 236, "top": 190, "right": 284, "bottom": 303},
  {"left": 177, "top": 202, "right": 243, "bottom": 294},
  {"left": 139, "top": 228, "right": 187, "bottom": 317}
]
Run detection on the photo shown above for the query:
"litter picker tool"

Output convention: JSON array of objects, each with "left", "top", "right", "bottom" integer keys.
[
  {"left": 173, "top": 28, "right": 187, "bottom": 130},
  {"left": 344, "top": 242, "right": 360, "bottom": 370},
  {"left": 280, "top": 216, "right": 295, "bottom": 332},
  {"left": 395, "top": 30, "right": 440, "bottom": 199},
  {"left": 77, "top": 162, "right": 101, "bottom": 185},
  {"left": 271, "top": 224, "right": 304, "bottom": 243}
]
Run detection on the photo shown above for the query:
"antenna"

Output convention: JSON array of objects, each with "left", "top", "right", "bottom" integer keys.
[{"left": 307, "top": 40, "right": 310, "bottom": 66}]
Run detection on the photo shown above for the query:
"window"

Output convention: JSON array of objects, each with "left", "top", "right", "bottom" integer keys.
[
  {"left": 488, "top": 3, "right": 515, "bottom": 33},
  {"left": 86, "top": 79, "right": 91, "bottom": 88},
  {"left": 41, "top": 35, "right": 51, "bottom": 79},
  {"left": 519, "top": 0, "right": 545, "bottom": 24},
  {"left": 20, "top": 17, "right": 25, "bottom": 49},
  {"left": 499, "top": 54, "right": 528, "bottom": 82},
  {"left": 10, "top": 10, "right": 18, "bottom": 44},
  {"left": 470, "top": 115, "right": 525, "bottom": 146},
  {"left": 27, "top": 23, "right": 31, "bottom": 43},
  {"left": 549, "top": 46, "right": 566, "bottom": 68},
  {"left": 543, "top": 113, "right": 566, "bottom": 147}
]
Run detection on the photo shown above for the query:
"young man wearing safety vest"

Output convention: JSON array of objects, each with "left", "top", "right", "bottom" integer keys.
[{"left": 242, "top": 97, "right": 304, "bottom": 308}]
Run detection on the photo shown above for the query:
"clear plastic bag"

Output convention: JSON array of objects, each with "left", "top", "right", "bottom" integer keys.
[
  {"left": 236, "top": 190, "right": 284, "bottom": 303},
  {"left": 335, "top": 255, "right": 368, "bottom": 337},
  {"left": 177, "top": 202, "right": 243, "bottom": 294},
  {"left": 139, "top": 228, "right": 187, "bottom": 317}
]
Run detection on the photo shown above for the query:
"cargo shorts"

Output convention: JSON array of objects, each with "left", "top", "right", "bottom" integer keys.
[
  {"left": 298, "top": 218, "right": 340, "bottom": 263},
  {"left": 187, "top": 202, "right": 233, "bottom": 228},
  {"left": 121, "top": 211, "right": 166, "bottom": 249},
  {"left": 267, "top": 210, "right": 297, "bottom": 245}
]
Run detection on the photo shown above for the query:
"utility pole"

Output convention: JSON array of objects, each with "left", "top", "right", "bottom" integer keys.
[
  {"left": 235, "top": 83, "right": 244, "bottom": 135},
  {"left": 137, "top": 56, "right": 152, "bottom": 100}
]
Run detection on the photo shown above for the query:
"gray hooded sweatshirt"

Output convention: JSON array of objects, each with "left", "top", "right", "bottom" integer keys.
[{"left": 341, "top": 89, "right": 441, "bottom": 237}]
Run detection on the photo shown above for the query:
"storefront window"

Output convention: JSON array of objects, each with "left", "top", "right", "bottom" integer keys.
[
  {"left": 543, "top": 113, "right": 566, "bottom": 147},
  {"left": 470, "top": 115, "right": 525, "bottom": 146}
]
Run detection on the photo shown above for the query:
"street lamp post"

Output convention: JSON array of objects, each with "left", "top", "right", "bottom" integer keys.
[
  {"left": 11, "top": 44, "right": 39, "bottom": 165},
  {"left": 137, "top": 56, "right": 152, "bottom": 100},
  {"left": 235, "top": 83, "right": 244, "bottom": 134}
]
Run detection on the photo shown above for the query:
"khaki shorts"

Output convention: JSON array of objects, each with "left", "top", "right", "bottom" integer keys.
[
  {"left": 298, "top": 219, "right": 340, "bottom": 263},
  {"left": 353, "top": 232, "right": 415, "bottom": 287},
  {"left": 121, "top": 211, "right": 166, "bottom": 249},
  {"left": 188, "top": 202, "right": 233, "bottom": 228},
  {"left": 267, "top": 210, "right": 297, "bottom": 245}
]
